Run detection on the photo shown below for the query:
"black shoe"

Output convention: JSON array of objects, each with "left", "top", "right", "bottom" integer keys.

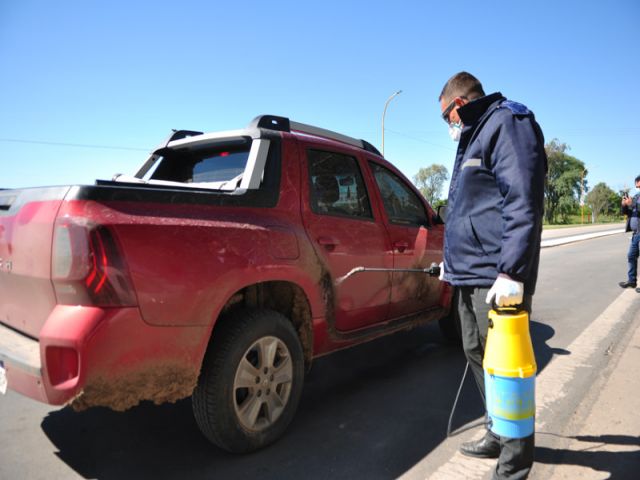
[
  {"left": 459, "top": 436, "right": 501, "bottom": 459},
  {"left": 636, "top": 287, "right": 640, "bottom": 294},
  {"left": 619, "top": 281, "right": 637, "bottom": 289}
]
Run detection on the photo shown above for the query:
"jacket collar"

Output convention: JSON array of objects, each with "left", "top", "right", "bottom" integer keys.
[{"left": 458, "top": 92, "right": 505, "bottom": 126}]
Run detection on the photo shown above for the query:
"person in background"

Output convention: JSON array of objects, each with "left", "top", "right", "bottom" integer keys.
[
  {"left": 619, "top": 175, "right": 640, "bottom": 291},
  {"left": 438, "top": 71, "right": 547, "bottom": 480}
]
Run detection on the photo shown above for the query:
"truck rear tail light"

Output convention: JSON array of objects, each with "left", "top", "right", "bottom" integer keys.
[{"left": 52, "top": 218, "right": 137, "bottom": 307}]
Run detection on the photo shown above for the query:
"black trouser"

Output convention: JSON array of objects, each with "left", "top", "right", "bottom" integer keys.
[{"left": 458, "top": 286, "right": 535, "bottom": 480}]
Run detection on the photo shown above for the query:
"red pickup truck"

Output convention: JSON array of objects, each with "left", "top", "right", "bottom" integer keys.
[{"left": 0, "top": 115, "right": 456, "bottom": 452}]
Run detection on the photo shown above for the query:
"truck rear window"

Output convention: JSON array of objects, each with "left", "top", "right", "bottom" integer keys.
[{"left": 150, "top": 147, "right": 251, "bottom": 184}]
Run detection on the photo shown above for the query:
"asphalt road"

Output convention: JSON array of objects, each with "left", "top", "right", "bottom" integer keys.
[{"left": 0, "top": 232, "right": 637, "bottom": 480}]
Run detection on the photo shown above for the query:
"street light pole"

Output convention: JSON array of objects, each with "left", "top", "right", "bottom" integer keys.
[{"left": 381, "top": 90, "right": 402, "bottom": 156}]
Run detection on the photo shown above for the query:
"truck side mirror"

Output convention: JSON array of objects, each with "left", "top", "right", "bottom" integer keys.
[{"left": 434, "top": 204, "right": 447, "bottom": 224}]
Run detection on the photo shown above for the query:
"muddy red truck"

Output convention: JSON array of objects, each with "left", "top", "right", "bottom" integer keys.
[{"left": 0, "top": 115, "right": 455, "bottom": 452}]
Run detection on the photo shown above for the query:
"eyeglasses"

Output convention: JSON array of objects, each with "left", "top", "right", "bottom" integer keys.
[
  {"left": 441, "top": 96, "right": 467, "bottom": 124},
  {"left": 441, "top": 100, "right": 457, "bottom": 124}
]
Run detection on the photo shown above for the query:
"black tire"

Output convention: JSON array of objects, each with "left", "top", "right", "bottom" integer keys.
[
  {"left": 192, "top": 309, "right": 305, "bottom": 453},
  {"left": 439, "top": 289, "right": 462, "bottom": 345}
]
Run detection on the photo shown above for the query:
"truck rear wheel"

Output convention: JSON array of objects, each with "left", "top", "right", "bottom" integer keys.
[{"left": 192, "top": 309, "right": 304, "bottom": 453}]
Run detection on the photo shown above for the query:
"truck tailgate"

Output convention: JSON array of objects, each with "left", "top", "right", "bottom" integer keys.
[{"left": 0, "top": 187, "right": 70, "bottom": 338}]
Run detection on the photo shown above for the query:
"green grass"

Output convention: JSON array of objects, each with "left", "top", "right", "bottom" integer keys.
[{"left": 543, "top": 215, "right": 625, "bottom": 229}]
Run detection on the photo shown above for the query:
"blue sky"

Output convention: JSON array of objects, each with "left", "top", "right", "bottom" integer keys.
[{"left": 1, "top": 0, "right": 639, "bottom": 194}]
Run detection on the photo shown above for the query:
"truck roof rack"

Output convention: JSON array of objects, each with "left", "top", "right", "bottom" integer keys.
[{"left": 249, "top": 115, "right": 382, "bottom": 157}]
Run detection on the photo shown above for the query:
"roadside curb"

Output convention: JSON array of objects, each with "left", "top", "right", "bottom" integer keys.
[{"left": 541, "top": 228, "right": 625, "bottom": 248}]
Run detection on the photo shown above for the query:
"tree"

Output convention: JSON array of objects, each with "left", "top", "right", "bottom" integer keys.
[
  {"left": 413, "top": 164, "right": 449, "bottom": 206},
  {"left": 544, "top": 139, "right": 586, "bottom": 223},
  {"left": 610, "top": 191, "right": 624, "bottom": 216},
  {"left": 585, "top": 182, "right": 616, "bottom": 222}
]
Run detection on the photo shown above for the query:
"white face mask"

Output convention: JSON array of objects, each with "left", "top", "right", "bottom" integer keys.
[{"left": 448, "top": 122, "right": 462, "bottom": 142}]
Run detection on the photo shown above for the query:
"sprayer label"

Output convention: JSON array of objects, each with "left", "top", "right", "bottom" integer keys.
[{"left": 485, "top": 373, "right": 535, "bottom": 421}]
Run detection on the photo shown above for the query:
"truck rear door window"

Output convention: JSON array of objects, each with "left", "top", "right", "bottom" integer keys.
[{"left": 307, "top": 149, "right": 373, "bottom": 219}]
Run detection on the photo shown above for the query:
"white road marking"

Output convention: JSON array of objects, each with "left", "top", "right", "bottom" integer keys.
[
  {"left": 541, "top": 229, "right": 624, "bottom": 248},
  {"left": 535, "top": 289, "right": 637, "bottom": 427}
]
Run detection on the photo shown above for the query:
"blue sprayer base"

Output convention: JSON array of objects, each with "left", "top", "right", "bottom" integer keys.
[
  {"left": 485, "top": 372, "right": 535, "bottom": 439},
  {"left": 488, "top": 414, "right": 535, "bottom": 438}
]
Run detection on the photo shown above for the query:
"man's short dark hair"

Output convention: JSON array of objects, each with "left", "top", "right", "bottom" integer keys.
[
  {"left": 439, "top": 72, "right": 485, "bottom": 103},
  {"left": 635, "top": 174, "right": 640, "bottom": 183}
]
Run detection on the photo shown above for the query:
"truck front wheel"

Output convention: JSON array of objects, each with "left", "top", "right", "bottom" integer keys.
[{"left": 192, "top": 309, "right": 305, "bottom": 453}]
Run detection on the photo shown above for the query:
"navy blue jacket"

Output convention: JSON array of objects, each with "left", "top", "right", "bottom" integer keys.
[{"left": 443, "top": 92, "right": 547, "bottom": 294}]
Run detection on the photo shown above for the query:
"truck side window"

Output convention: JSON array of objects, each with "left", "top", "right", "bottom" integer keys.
[
  {"left": 369, "top": 162, "right": 429, "bottom": 226},
  {"left": 308, "top": 149, "right": 373, "bottom": 219}
]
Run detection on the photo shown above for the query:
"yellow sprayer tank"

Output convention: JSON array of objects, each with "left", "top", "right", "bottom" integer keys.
[{"left": 483, "top": 308, "right": 536, "bottom": 438}]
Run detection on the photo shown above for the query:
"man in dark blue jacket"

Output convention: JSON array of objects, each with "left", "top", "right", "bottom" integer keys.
[{"left": 439, "top": 72, "right": 547, "bottom": 480}]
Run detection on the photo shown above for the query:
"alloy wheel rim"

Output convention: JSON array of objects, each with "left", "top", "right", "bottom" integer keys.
[{"left": 233, "top": 335, "right": 293, "bottom": 432}]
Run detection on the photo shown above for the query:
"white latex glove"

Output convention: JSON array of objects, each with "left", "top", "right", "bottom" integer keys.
[
  {"left": 438, "top": 261, "right": 444, "bottom": 281},
  {"left": 485, "top": 273, "right": 524, "bottom": 306}
]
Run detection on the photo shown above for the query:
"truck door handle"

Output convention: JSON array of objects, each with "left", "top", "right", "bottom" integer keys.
[
  {"left": 317, "top": 236, "right": 339, "bottom": 251},
  {"left": 393, "top": 241, "right": 409, "bottom": 252}
]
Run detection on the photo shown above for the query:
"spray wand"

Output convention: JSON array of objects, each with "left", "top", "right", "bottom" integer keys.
[{"left": 335, "top": 262, "right": 441, "bottom": 285}]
